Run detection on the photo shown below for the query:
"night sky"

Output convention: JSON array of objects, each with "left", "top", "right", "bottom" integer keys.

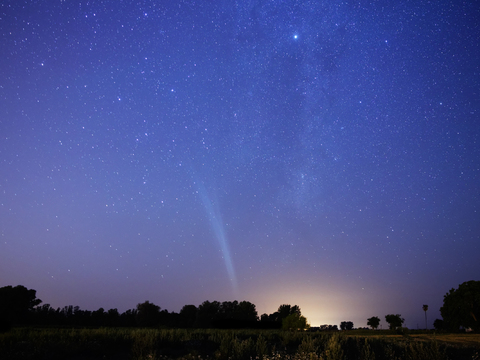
[{"left": 1, "top": 0, "right": 479, "bottom": 329}]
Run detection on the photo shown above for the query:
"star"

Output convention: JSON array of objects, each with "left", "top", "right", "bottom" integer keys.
[{"left": 0, "top": 0, "right": 478, "bottom": 330}]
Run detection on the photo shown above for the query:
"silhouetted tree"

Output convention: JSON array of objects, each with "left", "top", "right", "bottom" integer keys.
[
  {"left": 282, "top": 313, "right": 309, "bottom": 330},
  {"left": 57, "top": 305, "right": 77, "bottom": 325},
  {"left": 259, "top": 313, "right": 280, "bottom": 329},
  {"left": 195, "top": 300, "right": 221, "bottom": 328},
  {"left": 136, "top": 301, "right": 161, "bottom": 327},
  {"left": 385, "top": 314, "right": 404, "bottom": 330},
  {"left": 212, "top": 300, "right": 259, "bottom": 328},
  {"left": 320, "top": 324, "right": 338, "bottom": 331},
  {"left": 106, "top": 308, "right": 120, "bottom": 326},
  {"left": 157, "top": 309, "right": 180, "bottom": 327},
  {"left": 274, "top": 304, "right": 301, "bottom": 323},
  {"left": 340, "top": 321, "right": 354, "bottom": 330},
  {"left": 423, "top": 304, "right": 428, "bottom": 330},
  {"left": 0, "top": 285, "right": 42, "bottom": 328},
  {"left": 179, "top": 305, "right": 197, "bottom": 328},
  {"left": 278, "top": 304, "right": 300, "bottom": 318},
  {"left": 367, "top": 316, "right": 380, "bottom": 330},
  {"left": 258, "top": 304, "right": 302, "bottom": 329},
  {"left": 119, "top": 309, "right": 137, "bottom": 327},
  {"left": 236, "top": 301, "right": 258, "bottom": 322},
  {"left": 91, "top": 307, "right": 106, "bottom": 326},
  {"left": 220, "top": 300, "right": 238, "bottom": 319},
  {"left": 440, "top": 280, "right": 480, "bottom": 332},
  {"left": 31, "top": 303, "right": 57, "bottom": 326},
  {"left": 433, "top": 318, "right": 444, "bottom": 331}
]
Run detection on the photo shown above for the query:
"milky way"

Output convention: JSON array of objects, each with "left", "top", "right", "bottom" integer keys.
[{"left": 1, "top": 0, "right": 479, "bottom": 328}]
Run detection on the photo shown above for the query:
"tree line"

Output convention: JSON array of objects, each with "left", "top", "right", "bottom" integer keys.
[
  {"left": 1, "top": 280, "right": 478, "bottom": 332},
  {"left": 0, "top": 285, "right": 308, "bottom": 331}
]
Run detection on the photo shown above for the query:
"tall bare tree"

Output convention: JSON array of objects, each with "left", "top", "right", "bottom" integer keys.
[{"left": 423, "top": 304, "right": 428, "bottom": 330}]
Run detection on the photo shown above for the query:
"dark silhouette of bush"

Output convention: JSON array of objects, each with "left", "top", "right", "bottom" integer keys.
[
  {"left": 0, "top": 314, "right": 12, "bottom": 332},
  {"left": 434, "top": 318, "right": 444, "bottom": 331},
  {"left": 440, "top": 280, "right": 480, "bottom": 332},
  {"left": 1, "top": 284, "right": 311, "bottom": 331},
  {"left": 0, "top": 285, "right": 42, "bottom": 326},
  {"left": 136, "top": 301, "right": 161, "bottom": 327},
  {"left": 385, "top": 314, "right": 404, "bottom": 330},
  {"left": 179, "top": 304, "right": 197, "bottom": 328},
  {"left": 340, "top": 321, "right": 354, "bottom": 330},
  {"left": 367, "top": 316, "right": 380, "bottom": 330}
]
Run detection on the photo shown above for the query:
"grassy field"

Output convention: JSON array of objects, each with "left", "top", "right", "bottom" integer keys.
[
  {"left": 0, "top": 327, "right": 479, "bottom": 360},
  {"left": 406, "top": 333, "right": 480, "bottom": 347},
  {"left": 349, "top": 330, "right": 480, "bottom": 345}
]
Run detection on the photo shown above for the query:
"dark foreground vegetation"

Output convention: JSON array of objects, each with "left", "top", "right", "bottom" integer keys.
[
  {"left": 1, "top": 327, "right": 480, "bottom": 360},
  {"left": 2, "top": 280, "right": 480, "bottom": 332},
  {"left": 0, "top": 285, "right": 311, "bottom": 331},
  {"left": 1, "top": 281, "right": 479, "bottom": 359}
]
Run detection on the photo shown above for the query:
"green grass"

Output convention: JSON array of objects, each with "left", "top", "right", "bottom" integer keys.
[{"left": 0, "top": 327, "right": 479, "bottom": 360}]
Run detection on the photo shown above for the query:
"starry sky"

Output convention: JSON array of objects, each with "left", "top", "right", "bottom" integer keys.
[{"left": 1, "top": 0, "right": 479, "bottom": 329}]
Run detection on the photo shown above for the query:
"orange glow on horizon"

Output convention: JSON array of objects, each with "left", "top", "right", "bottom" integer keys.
[{"left": 242, "top": 273, "right": 392, "bottom": 328}]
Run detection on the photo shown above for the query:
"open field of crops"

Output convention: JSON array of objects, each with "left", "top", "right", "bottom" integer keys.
[{"left": 1, "top": 328, "right": 479, "bottom": 360}]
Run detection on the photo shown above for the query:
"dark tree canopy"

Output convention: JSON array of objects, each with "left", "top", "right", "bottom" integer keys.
[
  {"left": 367, "top": 316, "right": 380, "bottom": 330},
  {"left": 261, "top": 304, "right": 302, "bottom": 325},
  {"left": 194, "top": 300, "right": 258, "bottom": 328},
  {"left": 0, "top": 285, "right": 42, "bottom": 327},
  {"left": 194, "top": 300, "right": 221, "bottom": 328},
  {"left": 236, "top": 300, "right": 258, "bottom": 322},
  {"left": 179, "top": 305, "right": 197, "bottom": 328},
  {"left": 278, "top": 304, "right": 301, "bottom": 318},
  {"left": 282, "top": 313, "right": 309, "bottom": 330},
  {"left": 0, "top": 285, "right": 315, "bottom": 331},
  {"left": 440, "top": 280, "right": 480, "bottom": 332},
  {"left": 340, "top": 321, "right": 354, "bottom": 330},
  {"left": 319, "top": 324, "right": 338, "bottom": 331},
  {"left": 136, "top": 301, "right": 161, "bottom": 327},
  {"left": 385, "top": 314, "right": 404, "bottom": 330},
  {"left": 433, "top": 318, "right": 444, "bottom": 331}
]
